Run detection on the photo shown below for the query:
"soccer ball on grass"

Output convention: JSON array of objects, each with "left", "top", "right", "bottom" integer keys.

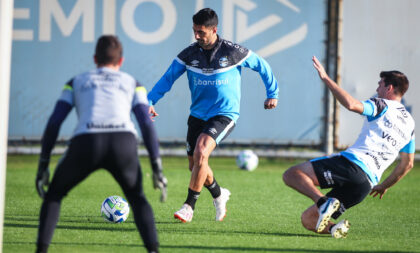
[
  {"left": 101, "top": 195, "right": 130, "bottom": 223},
  {"left": 236, "top": 149, "right": 259, "bottom": 171}
]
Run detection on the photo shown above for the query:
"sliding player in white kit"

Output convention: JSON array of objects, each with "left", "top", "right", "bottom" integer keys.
[{"left": 283, "top": 56, "right": 415, "bottom": 238}]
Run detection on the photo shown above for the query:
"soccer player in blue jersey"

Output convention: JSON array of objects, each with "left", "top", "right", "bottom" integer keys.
[
  {"left": 35, "top": 35, "right": 164, "bottom": 253},
  {"left": 147, "top": 8, "right": 279, "bottom": 222},
  {"left": 283, "top": 56, "right": 415, "bottom": 238}
]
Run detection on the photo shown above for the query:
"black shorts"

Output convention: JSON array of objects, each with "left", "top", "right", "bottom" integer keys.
[
  {"left": 311, "top": 154, "right": 372, "bottom": 219},
  {"left": 186, "top": 115, "right": 235, "bottom": 156},
  {"left": 46, "top": 132, "right": 144, "bottom": 201}
]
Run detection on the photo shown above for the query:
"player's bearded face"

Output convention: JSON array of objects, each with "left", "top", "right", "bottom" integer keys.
[{"left": 193, "top": 24, "right": 217, "bottom": 49}]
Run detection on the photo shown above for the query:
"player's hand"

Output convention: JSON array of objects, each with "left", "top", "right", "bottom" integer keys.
[
  {"left": 36, "top": 158, "right": 50, "bottom": 199},
  {"left": 312, "top": 56, "right": 329, "bottom": 80},
  {"left": 369, "top": 184, "right": 388, "bottom": 199},
  {"left": 148, "top": 106, "right": 159, "bottom": 121},
  {"left": 264, "top": 98, "right": 278, "bottom": 109},
  {"left": 151, "top": 158, "right": 168, "bottom": 202}
]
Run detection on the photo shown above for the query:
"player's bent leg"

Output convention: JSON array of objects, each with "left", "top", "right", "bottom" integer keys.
[
  {"left": 108, "top": 133, "right": 159, "bottom": 252},
  {"left": 283, "top": 162, "right": 324, "bottom": 202},
  {"left": 36, "top": 199, "right": 62, "bottom": 253},
  {"left": 301, "top": 205, "right": 319, "bottom": 232},
  {"left": 125, "top": 191, "right": 159, "bottom": 250},
  {"left": 188, "top": 155, "right": 194, "bottom": 172},
  {"left": 118, "top": 169, "right": 159, "bottom": 251},
  {"left": 37, "top": 150, "right": 92, "bottom": 253},
  {"left": 189, "top": 133, "right": 216, "bottom": 192}
]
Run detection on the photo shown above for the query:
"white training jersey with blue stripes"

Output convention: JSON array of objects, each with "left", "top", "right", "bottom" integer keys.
[{"left": 341, "top": 98, "right": 415, "bottom": 185}]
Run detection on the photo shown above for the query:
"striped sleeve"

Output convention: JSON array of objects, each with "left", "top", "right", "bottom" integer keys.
[
  {"left": 400, "top": 132, "right": 415, "bottom": 153},
  {"left": 58, "top": 78, "right": 74, "bottom": 105},
  {"left": 132, "top": 80, "right": 149, "bottom": 107}
]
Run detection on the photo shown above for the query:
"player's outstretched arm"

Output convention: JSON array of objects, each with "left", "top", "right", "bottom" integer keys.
[
  {"left": 370, "top": 152, "right": 414, "bottom": 199},
  {"left": 36, "top": 100, "right": 72, "bottom": 198},
  {"left": 312, "top": 56, "right": 364, "bottom": 114}
]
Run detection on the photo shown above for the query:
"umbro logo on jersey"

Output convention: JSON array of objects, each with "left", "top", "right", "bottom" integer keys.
[{"left": 191, "top": 60, "right": 199, "bottom": 67}]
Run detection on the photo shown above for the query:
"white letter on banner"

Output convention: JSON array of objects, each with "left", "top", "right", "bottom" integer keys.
[
  {"left": 39, "top": 0, "right": 94, "bottom": 42},
  {"left": 103, "top": 0, "right": 116, "bottom": 34},
  {"left": 13, "top": 8, "right": 34, "bottom": 41},
  {"left": 121, "top": 0, "right": 176, "bottom": 44},
  {"left": 222, "top": 0, "right": 255, "bottom": 41}
]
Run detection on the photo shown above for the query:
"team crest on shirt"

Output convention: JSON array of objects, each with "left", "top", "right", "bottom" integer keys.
[{"left": 219, "top": 56, "right": 229, "bottom": 67}]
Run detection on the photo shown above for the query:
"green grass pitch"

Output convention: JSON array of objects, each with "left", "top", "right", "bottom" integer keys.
[{"left": 3, "top": 154, "right": 420, "bottom": 252}]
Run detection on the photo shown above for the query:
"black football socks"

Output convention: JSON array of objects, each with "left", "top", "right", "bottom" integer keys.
[
  {"left": 205, "top": 177, "right": 221, "bottom": 199},
  {"left": 185, "top": 188, "right": 201, "bottom": 210},
  {"left": 316, "top": 196, "right": 328, "bottom": 208}
]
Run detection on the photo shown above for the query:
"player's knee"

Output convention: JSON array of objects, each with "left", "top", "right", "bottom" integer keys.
[
  {"left": 283, "top": 166, "right": 298, "bottom": 185},
  {"left": 193, "top": 147, "right": 209, "bottom": 165},
  {"left": 301, "top": 211, "right": 314, "bottom": 231}
]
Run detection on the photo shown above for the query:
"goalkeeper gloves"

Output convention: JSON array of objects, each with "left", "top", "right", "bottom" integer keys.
[
  {"left": 36, "top": 158, "right": 50, "bottom": 199},
  {"left": 151, "top": 158, "right": 168, "bottom": 202}
]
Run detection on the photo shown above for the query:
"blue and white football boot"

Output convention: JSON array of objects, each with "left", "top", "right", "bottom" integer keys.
[{"left": 316, "top": 197, "right": 340, "bottom": 233}]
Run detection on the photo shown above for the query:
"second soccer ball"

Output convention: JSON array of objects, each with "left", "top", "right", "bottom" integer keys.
[{"left": 236, "top": 150, "right": 259, "bottom": 171}]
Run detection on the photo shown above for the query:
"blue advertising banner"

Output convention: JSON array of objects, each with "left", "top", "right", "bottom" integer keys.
[{"left": 10, "top": 0, "right": 326, "bottom": 144}]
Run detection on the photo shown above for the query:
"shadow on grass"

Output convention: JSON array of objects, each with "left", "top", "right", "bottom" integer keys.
[
  {"left": 1, "top": 218, "right": 327, "bottom": 238},
  {"left": 161, "top": 245, "right": 414, "bottom": 253},
  {"left": 4, "top": 223, "right": 137, "bottom": 232},
  {"left": 2, "top": 241, "right": 413, "bottom": 253},
  {"left": 4, "top": 215, "right": 106, "bottom": 223}
]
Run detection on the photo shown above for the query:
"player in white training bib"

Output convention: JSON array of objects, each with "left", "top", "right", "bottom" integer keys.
[{"left": 283, "top": 56, "right": 415, "bottom": 238}]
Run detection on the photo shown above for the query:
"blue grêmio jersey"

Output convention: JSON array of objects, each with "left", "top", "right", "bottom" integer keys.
[{"left": 147, "top": 37, "right": 279, "bottom": 122}]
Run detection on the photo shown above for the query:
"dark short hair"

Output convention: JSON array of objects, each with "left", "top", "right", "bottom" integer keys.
[
  {"left": 380, "top": 70, "right": 409, "bottom": 96},
  {"left": 95, "top": 35, "right": 122, "bottom": 65},
  {"left": 193, "top": 8, "right": 218, "bottom": 27}
]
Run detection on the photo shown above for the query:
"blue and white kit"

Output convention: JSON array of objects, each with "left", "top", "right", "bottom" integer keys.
[
  {"left": 341, "top": 97, "right": 415, "bottom": 185},
  {"left": 147, "top": 37, "right": 279, "bottom": 122}
]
